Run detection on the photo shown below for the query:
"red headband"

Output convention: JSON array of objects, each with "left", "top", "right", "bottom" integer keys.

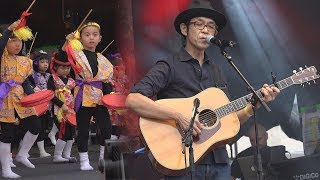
[{"left": 50, "top": 55, "right": 71, "bottom": 75}]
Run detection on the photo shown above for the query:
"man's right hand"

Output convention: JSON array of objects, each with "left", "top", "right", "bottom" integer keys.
[
  {"left": 8, "top": 20, "right": 22, "bottom": 31},
  {"left": 176, "top": 113, "right": 203, "bottom": 137}
]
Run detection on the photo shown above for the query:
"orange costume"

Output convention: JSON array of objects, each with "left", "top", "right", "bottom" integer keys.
[{"left": 73, "top": 50, "right": 113, "bottom": 111}]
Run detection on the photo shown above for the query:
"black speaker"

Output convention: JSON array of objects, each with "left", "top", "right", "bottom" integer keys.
[{"left": 99, "top": 139, "right": 164, "bottom": 180}]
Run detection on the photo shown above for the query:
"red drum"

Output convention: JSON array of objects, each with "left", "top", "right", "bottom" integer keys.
[
  {"left": 20, "top": 90, "right": 54, "bottom": 107},
  {"left": 102, "top": 94, "right": 127, "bottom": 109},
  {"left": 64, "top": 109, "right": 77, "bottom": 126},
  {"left": 34, "top": 102, "right": 49, "bottom": 116}
]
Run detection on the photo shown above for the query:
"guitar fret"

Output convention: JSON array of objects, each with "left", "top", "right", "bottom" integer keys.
[
  {"left": 243, "top": 98, "right": 249, "bottom": 106},
  {"left": 280, "top": 80, "right": 286, "bottom": 89},
  {"left": 284, "top": 78, "right": 288, "bottom": 87},
  {"left": 217, "top": 109, "right": 221, "bottom": 118},
  {"left": 239, "top": 99, "right": 243, "bottom": 107},
  {"left": 231, "top": 103, "right": 235, "bottom": 111},
  {"left": 234, "top": 101, "right": 240, "bottom": 110},
  {"left": 219, "top": 108, "right": 223, "bottom": 117},
  {"left": 276, "top": 82, "right": 282, "bottom": 89},
  {"left": 284, "top": 80, "right": 288, "bottom": 87},
  {"left": 215, "top": 109, "right": 220, "bottom": 118},
  {"left": 226, "top": 105, "right": 230, "bottom": 114},
  {"left": 242, "top": 99, "right": 246, "bottom": 106},
  {"left": 276, "top": 77, "right": 294, "bottom": 91},
  {"left": 235, "top": 101, "right": 240, "bottom": 109},
  {"left": 281, "top": 81, "right": 287, "bottom": 89},
  {"left": 286, "top": 78, "right": 294, "bottom": 87},
  {"left": 222, "top": 107, "right": 227, "bottom": 116},
  {"left": 230, "top": 103, "right": 235, "bottom": 111},
  {"left": 237, "top": 99, "right": 242, "bottom": 109}
]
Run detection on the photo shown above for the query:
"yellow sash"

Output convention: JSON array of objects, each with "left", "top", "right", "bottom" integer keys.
[{"left": 55, "top": 87, "right": 71, "bottom": 122}]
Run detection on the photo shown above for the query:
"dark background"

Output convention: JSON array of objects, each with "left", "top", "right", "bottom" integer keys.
[{"left": 0, "top": 0, "right": 118, "bottom": 53}]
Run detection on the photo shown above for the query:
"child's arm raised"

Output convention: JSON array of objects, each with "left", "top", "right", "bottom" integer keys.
[{"left": 61, "top": 32, "right": 76, "bottom": 51}]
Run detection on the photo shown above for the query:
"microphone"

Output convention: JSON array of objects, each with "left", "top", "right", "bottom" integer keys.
[
  {"left": 206, "top": 35, "right": 237, "bottom": 48},
  {"left": 193, "top": 98, "right": 200, "bottom": 108},
  {"left": 192, "top": 98, "right": 200, "bottom": 116}
]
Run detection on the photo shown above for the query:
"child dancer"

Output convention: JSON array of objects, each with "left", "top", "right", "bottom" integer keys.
[
  {"left": 48, "top": 50, "right": 77, "bottom": 163},
  {"left": 25, "top": 50, "right": 52, "bottom": 157},
  {"left": 0, "top": 20, "right": 41, "bottom": 178},
  {"left": 63, "top": 21, "right": 113, "bottom": 170},
  {"left": 33, "top": 50, "right": 60, "bottom": 146}
]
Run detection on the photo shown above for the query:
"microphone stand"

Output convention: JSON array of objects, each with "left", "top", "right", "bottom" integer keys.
[
  {"left": 217, "top": 45, "right": 271, "bottom": 180},
  {"left": 252, "top": 106, "right": 264, "bottom": 180},
  {"left": 182, "top": 98, "right": 200, "bottom": 180}
]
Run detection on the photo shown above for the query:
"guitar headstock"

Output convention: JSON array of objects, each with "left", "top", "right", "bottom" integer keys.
[{"left": 291, "top": 66, "right": 320, "bottom": 85}]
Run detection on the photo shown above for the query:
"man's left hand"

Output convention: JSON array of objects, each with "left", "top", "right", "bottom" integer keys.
[{"left": 260, "top": 84, "right": 280, "bottom": 103}]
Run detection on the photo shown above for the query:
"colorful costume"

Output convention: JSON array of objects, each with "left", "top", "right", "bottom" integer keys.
[
  {"left": 23, "top": 50, "right": 52, "bottom": 157},
  {"left": 72, "top": 49, "right": 113, "bottom": 170},
  {"left": 48, "top": 51, "right": 77, "bottom": 163},
  {"left": 0, "top": 26, "right": 40, "bottom": 179}
]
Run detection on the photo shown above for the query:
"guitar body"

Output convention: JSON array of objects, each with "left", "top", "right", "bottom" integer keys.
[{"left": 139, "top": 88, "right": 240, "bottom": 176}]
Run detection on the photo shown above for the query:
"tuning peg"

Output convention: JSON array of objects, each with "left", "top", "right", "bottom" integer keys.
[
  {"left": 301, "top": 84, "right": 305, "bottom": 87},
  {"left": 313, "top": 80, "right": 316, "bottom": 84},
  {"left": 307, "top": 82, "right": 311, "bottom": 85},
  {"left": 305, "top": 65, "right": 308, "bottom": 69},
  {"left": 293, "top": 70, "right": 297, "bottom": 74}
]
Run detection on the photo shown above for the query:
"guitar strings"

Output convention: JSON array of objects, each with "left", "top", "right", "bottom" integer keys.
[{"left": 197, "top": 96, "right": 253, "bottom": 124}]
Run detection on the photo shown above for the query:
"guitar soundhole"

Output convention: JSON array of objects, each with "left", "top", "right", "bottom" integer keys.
[{"left": 199, "top": 109, "right": 217, "bottom": 127}]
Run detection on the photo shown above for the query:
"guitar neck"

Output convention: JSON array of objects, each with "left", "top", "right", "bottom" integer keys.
[{"left": 215, "top": 76, "right": 294, "bottom": 118}]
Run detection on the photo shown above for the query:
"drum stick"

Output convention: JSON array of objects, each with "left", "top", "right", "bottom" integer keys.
[
  {"left": 25, "top": 0, "right": 37, "bottom": 13},
  {"left": 76, "top": 9, "right": 93, "bottom": 31},
  {"left": 101, "top": 40, "right": 114, "bottom": 54},
  {"left": 27, "top": 32, "right": 37, "bottom": 56}
]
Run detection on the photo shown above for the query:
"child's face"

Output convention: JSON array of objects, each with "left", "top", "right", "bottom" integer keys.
[
  {"left": 56, "top": 65, "right": 71, "bottom": 77},
  {"left": 80, "top": 26, "right": 101, "bottom": 51},
  {"left": 6, "top": 37, "right": 22, "bottom": 55},
  {"left": 38, "top": 59, "right": 49, "bottom": 73}
]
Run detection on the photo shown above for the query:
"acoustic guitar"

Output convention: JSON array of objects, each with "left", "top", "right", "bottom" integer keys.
[{"left": 139, "top": 66, "right": 319, "bottom": 176}]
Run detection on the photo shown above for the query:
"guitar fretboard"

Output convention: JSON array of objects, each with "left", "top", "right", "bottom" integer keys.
[{"left": 215, "top": 76, "right": 294, "bottom": 118}]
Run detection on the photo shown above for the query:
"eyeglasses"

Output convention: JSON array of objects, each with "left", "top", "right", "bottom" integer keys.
[{"left": 189, "top": 21, "right": 218, "bottom": 32}]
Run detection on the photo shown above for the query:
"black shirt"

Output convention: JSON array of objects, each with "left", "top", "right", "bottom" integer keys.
[
  {"left": 131, "top": 47, "right": 230, "bottom": 164},
  {"left": 83, "top": 49, "right": 98, "bottom": 77}
]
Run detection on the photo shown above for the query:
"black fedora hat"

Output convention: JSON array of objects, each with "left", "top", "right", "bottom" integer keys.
[{"left": 174, "top": 1, "right": 227, "bottom": 36}]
